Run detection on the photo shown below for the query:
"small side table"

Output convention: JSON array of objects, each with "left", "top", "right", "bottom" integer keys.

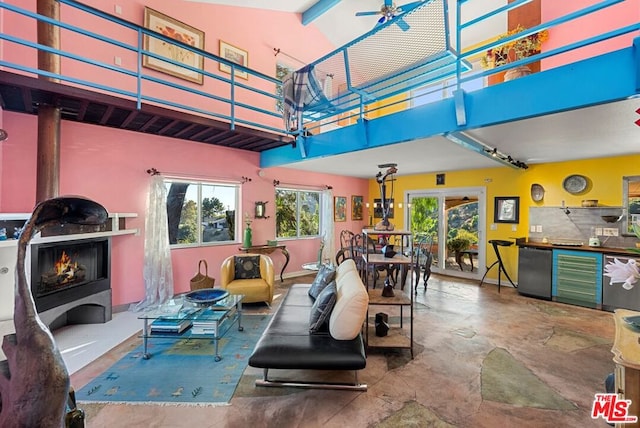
[{"left": 239, "top": 244, "right": 289, "bottom": 282}]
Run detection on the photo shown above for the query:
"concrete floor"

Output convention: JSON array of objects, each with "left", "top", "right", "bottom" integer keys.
[{"left": 70, "top": 274, "right": 616, "bottom": 427}]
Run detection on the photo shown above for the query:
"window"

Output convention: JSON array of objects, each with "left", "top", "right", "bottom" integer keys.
[
  {"left": 165, "top": 180, "right": 239, "bottom": 246},
  {"left": 275, "top": 188, "right": 321, "bottom": 239}
]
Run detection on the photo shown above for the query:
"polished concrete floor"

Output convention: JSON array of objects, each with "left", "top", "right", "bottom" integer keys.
[{"left": 69, "top": 273, "right": 617, "bottom": 427}]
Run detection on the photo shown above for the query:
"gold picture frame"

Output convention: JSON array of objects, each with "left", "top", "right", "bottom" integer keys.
[
  {"left": 334, "top": 196, "right": 347, "bottom": 222},
  {"left": 142, "top": 7, "right": 205, "bottom": 85},
  {"left": 219, "top": 40, "right": 249, "bottom": 80},
  {"left": 351, "top": 195, "right": 363, "bottom": 221}
]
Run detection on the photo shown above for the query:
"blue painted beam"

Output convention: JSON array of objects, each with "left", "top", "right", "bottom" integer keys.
[
  {"left": 302, "top": 0, "right": 341, "bottom": 25},
  {"left": 260, "top": 46, "right": 639, "bottom": 168}
]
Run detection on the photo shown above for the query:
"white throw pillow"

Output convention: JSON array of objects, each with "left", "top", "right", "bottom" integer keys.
[{"left": 329, "top": 273, "right": 369, "bottom": 340}]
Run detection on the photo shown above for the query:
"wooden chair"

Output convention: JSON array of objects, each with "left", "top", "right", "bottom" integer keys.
[{"left": 335, "top": 230, "right": 355, "bottom": 265}]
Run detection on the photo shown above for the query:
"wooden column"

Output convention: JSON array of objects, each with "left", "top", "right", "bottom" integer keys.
[
  {"left": 36, "top": 0, "right": 61, "bottom": 203},
  {"left": 37, "top": 0, "right": 60, "bottom": 83}
]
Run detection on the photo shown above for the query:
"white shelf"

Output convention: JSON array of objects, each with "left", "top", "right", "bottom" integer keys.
[{"left": 0, "top": 212, "right": 139, "bottom": 247}]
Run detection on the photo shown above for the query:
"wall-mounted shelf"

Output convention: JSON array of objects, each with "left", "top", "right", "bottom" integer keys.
[{"left": 0, "top": 212, "right": 139, "bottom": 248}]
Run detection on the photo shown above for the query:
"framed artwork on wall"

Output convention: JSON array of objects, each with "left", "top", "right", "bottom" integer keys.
[
  {"left": 351, "top": 196, "right": 363, "bottom": 220},
  {"left": 334, "top": 196, "right": 347, "bottom": 222},
  {"left": 142, "top": 7, "right": 205, "bottom": 84},
  {"left": 494, "top": 196, "right": 520, "bottom": 223},
  {"left": 219, "top": 40, "right": 249, "bottom": 80}
]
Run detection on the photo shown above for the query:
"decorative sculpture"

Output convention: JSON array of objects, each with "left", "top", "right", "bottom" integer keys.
[
  {"left": 0, "top": 196, "right": 107, "bottom": 427},
  {"left": 374, "top": 163, "right": 398, "bottom": 231}
]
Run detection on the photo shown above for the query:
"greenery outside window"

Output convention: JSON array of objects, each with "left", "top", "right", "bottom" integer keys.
[
  {"left": 165, "top": 180, "right": 239, "bottom": 246},
  {"left": 275, "top": 188, "right": 321, "bottom": 239}
]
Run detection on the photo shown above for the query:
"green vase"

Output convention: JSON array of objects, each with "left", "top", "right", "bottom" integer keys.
[{"left": 243, "top": 226, "right": 252, "bottom": 248}]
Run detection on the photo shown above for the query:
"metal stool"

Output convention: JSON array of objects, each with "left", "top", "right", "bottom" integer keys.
[{"left": 479, "top": 239, "right": 516, "bottom": 293}]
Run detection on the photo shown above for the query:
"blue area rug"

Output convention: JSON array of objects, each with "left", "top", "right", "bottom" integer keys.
[{"left": 77, "top": 314, "right": 270, "bottom": 406}]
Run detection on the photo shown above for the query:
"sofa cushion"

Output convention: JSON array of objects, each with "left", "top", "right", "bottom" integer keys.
[
  {"left": 308, "top": 264, "right": 336, "bottom": 300},
  {"left": 234, "top": 255, "right": 261, "bottom": 280},
  {"left": 309, "top": 281, "right": 337, "bottom": 333},
  {"left": 329, "top": 274, "right": 369, "bottom": 340}
]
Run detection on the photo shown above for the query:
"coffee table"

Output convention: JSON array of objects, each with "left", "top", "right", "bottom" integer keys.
[{"left": 138, "top": 294, "right": 244, "bottom": 362}]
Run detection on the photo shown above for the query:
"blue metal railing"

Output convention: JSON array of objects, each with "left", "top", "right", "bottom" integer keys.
[
  {"left": 0, "top": 0, "right": 288, "bottom": 135},
  {"left": 0, "top": 0, "right": 637, "bottom": 140}
]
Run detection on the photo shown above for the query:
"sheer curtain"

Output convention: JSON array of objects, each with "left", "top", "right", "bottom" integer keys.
[
  {"left": 131, "top": 175, "right": 174, "bottom": 311},
  {"left": 321, "top": 188, "right": 335, "bottom": 265}
]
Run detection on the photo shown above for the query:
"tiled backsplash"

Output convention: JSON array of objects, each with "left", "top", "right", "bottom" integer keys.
[{"left": 528, "top": 207, "right": 637, "bottom": 248}]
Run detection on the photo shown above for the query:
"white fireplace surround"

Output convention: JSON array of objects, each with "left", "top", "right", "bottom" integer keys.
[{"left": 0, "top": 213, "right": 138, "bottom": 322}]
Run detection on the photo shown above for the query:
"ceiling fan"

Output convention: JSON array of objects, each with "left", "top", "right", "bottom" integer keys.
[{"left": 355, "top": 0, "right": 425, "bottom": 31}]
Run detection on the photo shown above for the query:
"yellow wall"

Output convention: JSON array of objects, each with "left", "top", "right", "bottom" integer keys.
[{"left": 368, "top": 153, "right": 640, "bottom": 282}]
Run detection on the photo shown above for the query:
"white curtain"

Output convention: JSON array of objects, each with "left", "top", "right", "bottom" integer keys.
[
  {"left": 321, "top": 188, "right": 335, "bottom": 266},
  {"left": 131, "top": 175, "right": 174, "bottom": 311}
]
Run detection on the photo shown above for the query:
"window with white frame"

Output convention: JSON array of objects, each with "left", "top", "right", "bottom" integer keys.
[
  {"left": 165, "top": 180, "right": 239, "bottom": 246},
  {"left": 275, "top": 188, "right": 321, "bottom": 239}
]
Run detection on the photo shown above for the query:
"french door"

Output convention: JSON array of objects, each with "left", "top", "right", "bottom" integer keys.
[{"left": 405, "top": 187, "right": 486, "bottom": 280}]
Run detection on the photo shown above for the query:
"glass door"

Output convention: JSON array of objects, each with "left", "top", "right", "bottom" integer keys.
[{"left": 407, "top": 187, "right": 485, "bottom": 281}]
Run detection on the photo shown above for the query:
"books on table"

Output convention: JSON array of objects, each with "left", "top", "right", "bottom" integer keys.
[
  {"left": 150, "top": 317, "right": 192, "bottom": 334},
  {"left": 190, "top": 308, "right": 227, "bottom": 336}
]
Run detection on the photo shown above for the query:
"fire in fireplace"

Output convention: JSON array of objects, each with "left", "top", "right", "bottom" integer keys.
[
  {"left": 31, "top": 237, "right": 112, "bottom": 328},
  {"left": 41, "top": 250, "right": 87, "bottom": 289}
]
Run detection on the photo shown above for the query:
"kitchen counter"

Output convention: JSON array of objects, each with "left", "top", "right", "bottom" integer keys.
[{"left": 516, "top": 239, "right": 640, "bottom": 256}]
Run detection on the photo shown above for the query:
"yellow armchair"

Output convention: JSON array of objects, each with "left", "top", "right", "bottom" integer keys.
[{"left": 220, "top": 254, "right": 275, "bottom": 304}]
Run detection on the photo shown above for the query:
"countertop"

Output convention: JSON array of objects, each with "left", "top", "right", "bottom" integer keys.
[{"left": 517, "top": 239, "right": 640, "bottom": 256}]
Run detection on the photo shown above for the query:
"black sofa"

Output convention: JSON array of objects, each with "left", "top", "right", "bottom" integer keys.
[{"left": 248, "top": 279, "right": 368, "bottom": 390}]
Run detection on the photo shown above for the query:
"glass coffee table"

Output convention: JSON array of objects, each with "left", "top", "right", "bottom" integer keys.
[{"left": 138, "top": 294, "right": 244, "bottom": 362}]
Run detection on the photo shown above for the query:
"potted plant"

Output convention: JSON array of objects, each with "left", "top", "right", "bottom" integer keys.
[{"left": 481, "top": 25, "right": 549, "bottom": 81}]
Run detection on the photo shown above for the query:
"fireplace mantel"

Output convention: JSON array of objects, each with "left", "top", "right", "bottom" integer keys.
[{"left": 0, "top": 212, "right": 138, "bottom": 248}]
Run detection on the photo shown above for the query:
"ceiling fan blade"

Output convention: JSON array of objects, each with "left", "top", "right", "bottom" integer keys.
[
  {"left": 395, "top": 18, "right": 410, "bottom": 31},
  {"left": 356, "top": 11, "right": 381, "bottom": 16},
  {"left": 384, "top": 0, "right": 394, "bottom": 6},
  {"left": 377, "top": 16, "right": 387, "bottom": 25}
]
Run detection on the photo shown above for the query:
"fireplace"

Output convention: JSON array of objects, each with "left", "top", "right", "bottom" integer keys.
[{"left": 30, "top": 237, "right": 112, "bottom": 328}]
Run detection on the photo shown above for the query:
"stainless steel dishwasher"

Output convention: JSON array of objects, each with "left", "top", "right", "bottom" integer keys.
[
  {"left": 602, "top": 254, "right": 640, "bottom": 312},
  {"left": 517, "top": 246, "right": 552, "bottom": 299}
]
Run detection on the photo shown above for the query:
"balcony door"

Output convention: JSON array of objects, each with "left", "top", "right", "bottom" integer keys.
[{"left": 405, "top": 187, "right": 486, "bottom": 281}]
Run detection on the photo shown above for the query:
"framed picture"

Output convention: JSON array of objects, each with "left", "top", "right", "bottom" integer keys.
[
  {"left": 351, "top": 195, "right": 363, "bottom": 221},
  {"left": 494, "top": 196, "right": 520, "bottom": 223},
  {"left": 219, "top": 40, "right": 249, "bottom": 80},
  {"left": 142, "top": 7, "right": 205, "bottom": 84},
  {"left": 373, "top": 198, "right": 394, "bottom": 219},
  {"left": 334, "top": 196, "right": 347, "bottom": 222}
]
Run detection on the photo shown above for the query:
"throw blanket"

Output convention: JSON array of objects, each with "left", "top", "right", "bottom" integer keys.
[{"left": 282, "top": 64, "right": 333, "bottom": 132}]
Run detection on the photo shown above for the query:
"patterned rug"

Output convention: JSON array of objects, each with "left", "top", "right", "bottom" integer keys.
[{"left": 76, "top": 314, "right": 270, "bottom": 406}]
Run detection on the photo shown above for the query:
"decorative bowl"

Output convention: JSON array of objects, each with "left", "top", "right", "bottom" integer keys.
[
  {"left": 563, "top": 174, "right": 588, "bottom": 195},
  {"left": 185, "top": 288, "right": 229, "bottom": 306},
  {"left": 581, "top": 199, "right": 598, "bottom": 207}
]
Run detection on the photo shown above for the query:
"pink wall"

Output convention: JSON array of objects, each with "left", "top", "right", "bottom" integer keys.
[
  {"left": 0, "top": 111, "right": 368, "bottom": 305},
  {"left": 542, "top": 0, "right": 640, "bottom": 69},
  {"left": 0, "top": 1, "right": 367, "bottom": 306}
]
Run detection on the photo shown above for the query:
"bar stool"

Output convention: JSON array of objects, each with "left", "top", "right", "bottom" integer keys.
[{"left": 479, "top": 239, "right": 516, "bottom": 293}]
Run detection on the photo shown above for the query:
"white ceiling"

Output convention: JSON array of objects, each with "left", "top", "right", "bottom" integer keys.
[{"left": 189, "top": 1, "right": 640, "bottom": 179}]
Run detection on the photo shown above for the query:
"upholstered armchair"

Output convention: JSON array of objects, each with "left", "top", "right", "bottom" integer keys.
[{"left": 220, "top": 254, "right": 275, "bottom": 304}]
